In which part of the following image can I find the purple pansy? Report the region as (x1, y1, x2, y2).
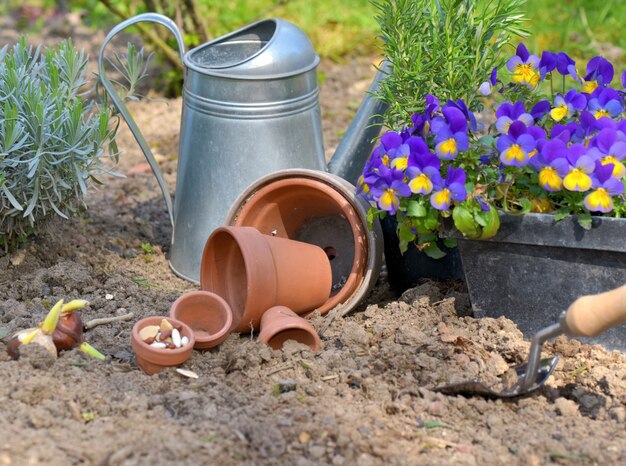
(571, 111, 599, 145)
(556, 52, 579, 81)
(430, 168, 467, 211)
(561, 143, 595, 192)
(587, 87, 624, 119)
(495, 101, 534, 133)
(550, 89, 587, 122)
(430, 106, 469, 160)
(584, 161, 625, 213)
(507, 43, 540, 87)
(496, 121, 538, 166)
(583, 56, 614, 93)
(369, 166, 411, 214)
(446, 99, 477, 132)
(479, 67, 500, 95)
(531, 138, 571, 191)
(530, 100, 552, 120)
(406, 151, 441, 195)
(586, 127, 626, 178)
(538, 51, 557, 79)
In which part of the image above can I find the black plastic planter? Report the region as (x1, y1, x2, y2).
(381, 215, 464, 292)
(444, 213, 626, 351)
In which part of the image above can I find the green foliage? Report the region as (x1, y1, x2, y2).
(0, 38, 118, 246)
(372, 0, 528, 129)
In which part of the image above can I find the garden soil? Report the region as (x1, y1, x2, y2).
(1, 18, 626, 466)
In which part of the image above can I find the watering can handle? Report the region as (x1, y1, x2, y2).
(98, 13, 186, 228)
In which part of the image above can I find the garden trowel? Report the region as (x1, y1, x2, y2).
(435, 284, 626, 398)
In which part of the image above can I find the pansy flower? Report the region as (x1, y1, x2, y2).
(369, 166, 411, 214)
(587, 87, 624, 119)
(496, 121, 538, 166)
(406, 150, 441, 195)
(370, 131, 412, 171)
(550, 89, 587, 122)
(446, 99, 477, 131)
(495, 101, 533, 133)
(532, 138, 570, 191)
(561, 143, 595, 192)
(507, 43, 540, 87)
(571, 111, 599, 146)
(408, 94, 440, 138)
(430, 168, 467, 211)
(584, 161, 625, 213)
(479, 67, 499, 95)
(555, 52, 579, 81)
(538, 51, 557, 79)
(430, 106, 469, 159)
(582, 56, 614, 93)
(586, 127, 626, 178)
(530, 100, 551, 120)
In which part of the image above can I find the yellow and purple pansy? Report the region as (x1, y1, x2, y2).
(561, 143, 596, 192)
(429, 168, 467, 211)
(431, 106, 469, 160)
(369, 165, 411, 214)
(582, 56, 614, 94)
(587, 87, 624, 119)
(586, 127, 626, 179)
(496, 121, 539, 166)
(495, 101, 534, 134)
(584, 161, 625, 213)
(506, 43, 541, 87)
(530, 137, 570, 192)
(550, 89, 587, 122)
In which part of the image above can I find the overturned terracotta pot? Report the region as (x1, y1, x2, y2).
(225, 169, 383, 316)
(258, 306, 321, 352)
(131, 316, 195, 375)
(169, 291, 233, 350)
(201, 226, 332, 333)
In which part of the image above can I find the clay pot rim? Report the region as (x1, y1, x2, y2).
(132, 316, 196, 357)
(225, 169, 383, 315)
(259, 306, 321, 352)
(169, 290, 233, 346)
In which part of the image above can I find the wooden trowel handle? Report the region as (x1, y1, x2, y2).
(565, 284, 626, 337)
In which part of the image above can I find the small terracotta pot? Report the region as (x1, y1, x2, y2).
(131, 316, 195, 375)
(225, 169, 383, 316)
(258, 306, 321, 351)
(169, 291, 233, 350)
(201, 226, 332, 333)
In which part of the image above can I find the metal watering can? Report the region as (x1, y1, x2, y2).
(98, 13, 388, 283)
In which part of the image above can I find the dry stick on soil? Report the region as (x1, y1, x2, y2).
(265, 364, 294, 376)
(84, 312, 135, 330)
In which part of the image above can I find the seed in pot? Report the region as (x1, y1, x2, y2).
(159, 329, 172, 341)
(172, 328, 182, 348)
(181, 336, 189, 346)
(160, 319, 174, 333)
(139, 325, 160, 341)
(150, 341, 167, 349)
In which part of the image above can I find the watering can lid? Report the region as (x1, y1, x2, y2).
(185, 18, 320, 79)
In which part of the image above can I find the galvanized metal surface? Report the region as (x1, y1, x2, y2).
(99, 13, 387, 283)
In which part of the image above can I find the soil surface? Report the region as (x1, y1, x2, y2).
(1, 16, 626, 466)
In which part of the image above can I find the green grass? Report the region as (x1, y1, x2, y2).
(523, 0, 626, 68)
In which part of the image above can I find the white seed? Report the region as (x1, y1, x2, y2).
(176, 368, 199, 379)
(105, 293, 114, 300)
(150, 341, 167, 349)
(181, 336, 189, 347)
(172, 328, 182, 348)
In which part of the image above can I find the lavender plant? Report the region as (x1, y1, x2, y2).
(0, 38, 132, 248)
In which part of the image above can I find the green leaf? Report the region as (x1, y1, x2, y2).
(422, 420, 455, 429)
(423, 242, 446, 259)
(398, 220, 416, 244)
(577, 213, 592, 231)
(478, 206, 501, 240)
(452, 205, 481, 238)
(518, 198, 532, 214)
(407, 200, 427, 217)
(554, 209, 571, 222)
(442, 238, 457, 248)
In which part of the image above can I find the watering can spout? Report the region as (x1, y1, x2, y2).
(327, 61, 391, 185)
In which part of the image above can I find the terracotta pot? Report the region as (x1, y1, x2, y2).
(258, 306, 321, 351)
(201, 226, 332, 333)
(225, 169, 383, 316)
(131, 316, 195, 375)
(169, 291, 233, 350)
